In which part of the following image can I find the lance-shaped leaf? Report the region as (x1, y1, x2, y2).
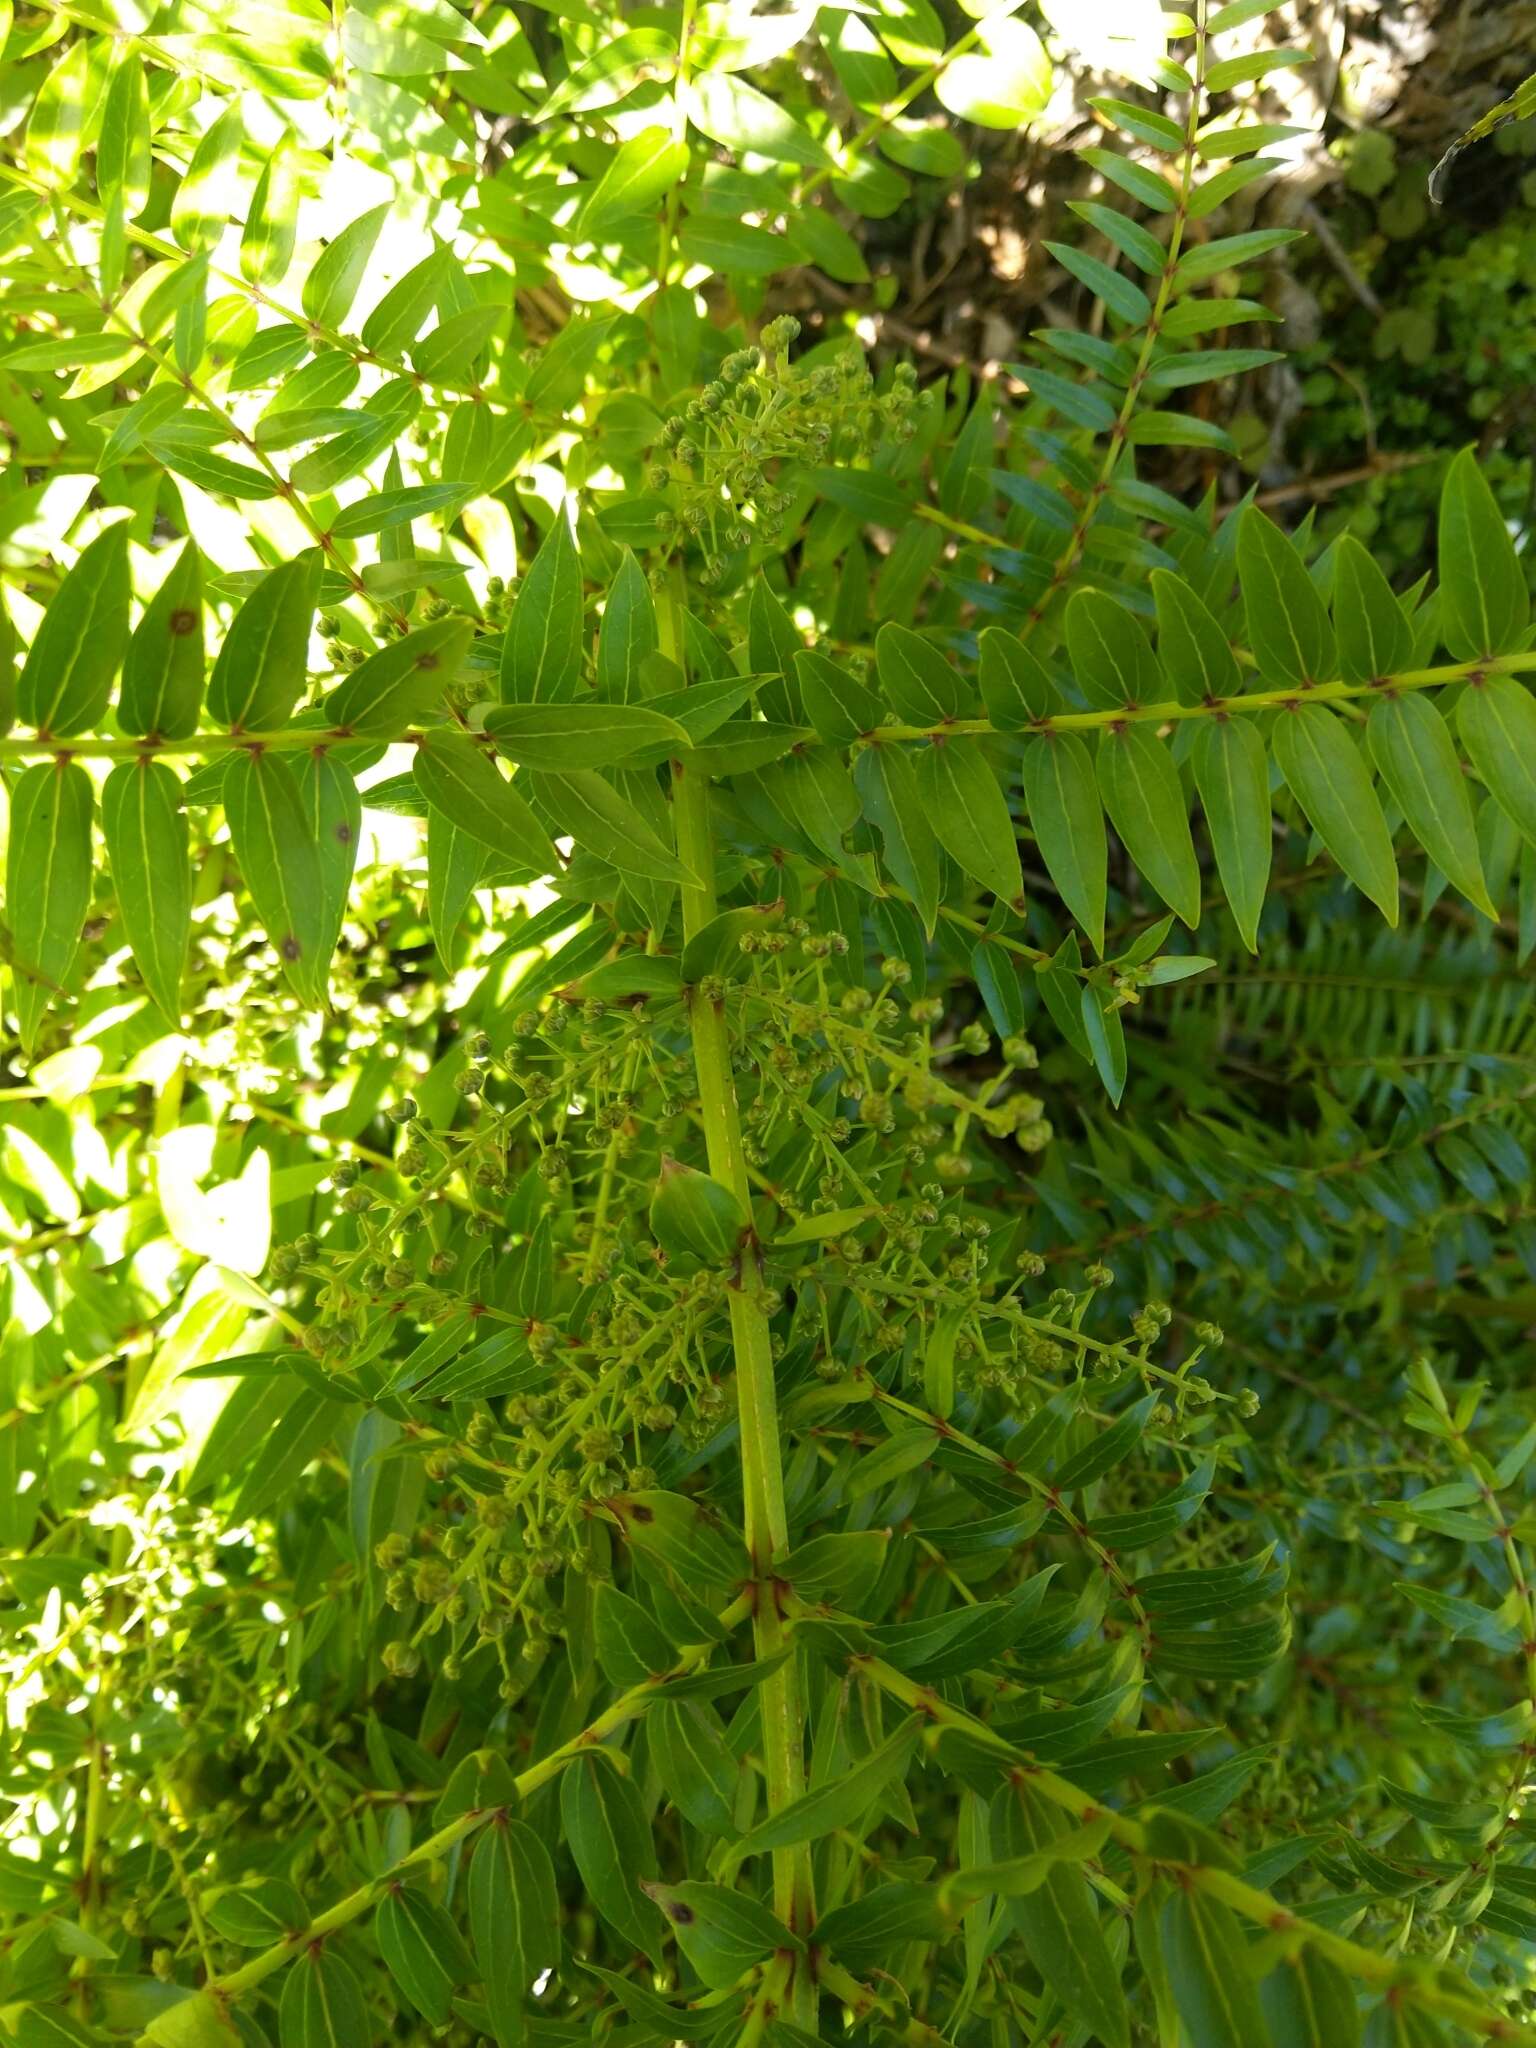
(732, 1715, 923, 1856)
(468, 1814, 559, 2047)
(1459, 676, 1536, 849)
(298, 752, 359, 980)
(97, 50, 151, 216)
(1192, 716, 1271, 952)
(1332, 533, 1412, 682)
(302, 202, 390, 329)
(1023, 733, 1106, 952)
(413, 735, 556, 874)
(426, 808, 485, 968)
(596, 547, 657, 701)
(1238, 505, 1334, 687)
(650, 1700, 739, 1835)
(854, 743, 939, 932)
(18, 523, 131, 737)
(979, 626, 1058, 728)
(915, 739, 1022, 902)
(876, 622, 966, 723)
(377, 1884, 474, 2025)
(560, 1753, 662, 1961)
(582, 127, 691, 237)
(277, 1942, 369, 2048)
(205, 1876, 309, 1946)
(1066, 588, 1159, 708)
(991, 1775, 1130, 2048)
(501, 514, 583, 704)
(1159, 1886, 1268, 2048)
(1368, 692, 1493, 915)
(323, 618, 471, 738)
(102, 760, 191, 1023)
(1097, 725, 1201, 927)
(207, 552, 321, 732)
(485, 700, 690, 770)
(1152, 570, 1242, 704)
(1438, 445, 1528, 660)
(524, 768, 691, 883)
(7, 761, 94, 1054)
(1261, 1944, 1362, 2048)
(642, 1880, 798, 1991)
(120, 541, 204, 739)
(1273, 702, 1398, 924)
(224, 750, 330, 1004)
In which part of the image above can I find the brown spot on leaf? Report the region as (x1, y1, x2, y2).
(168, 609, 198, 636)
(335, 821, 353, 844)
(280, 936, 302, 961)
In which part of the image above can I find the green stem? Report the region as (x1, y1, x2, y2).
(0, 653, 1529, 766)
(209, 1598, 751, 2004)
(661, 564, 817, 2004)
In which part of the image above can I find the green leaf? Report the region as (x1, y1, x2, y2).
(582, 126, 690, 236)
(594, 1582, 677, 1686)
(597, 548, 657, 701)
(330, 484, 470, 540)
(794, 650, 883, 745)
(642, 1879, 797, 1991)
(1332, 534, 1412, 682)
(298, 751, 359, 988)
(1438, 446, 1528, 660)
(7, 761, 94, 1054)
(1153, 570, 1242, 704)
(377, 1884, 474, 2025)
(102, 760, 191, 1024)
(1159, 1886, 1268, 2048)
(1238, 506, 1335, 688)
(223, 750, 330, 1004)
(413, 736, 556, 873)
(733, 1715, 924, 1856)
(323, 619, 471, 738)
(1368, 693, 1493, 915)
(484, 700, 689, 770)
(207, 552, 321, 732)
(853, 743, 940, 932)
(1261, 1945, 1362, 2048)
(17, 523, 131, 737)
(687, 73, 834, 169)
(1097, 725, 1201, 927)
(169, 103, 243, 253)
(1192, 716, 1271, 951)
(1273, 703, 1398, 923)
(915, 739, 1022, 902)
(426, 809, 485, 969)
(120, 541, 204, 741)
(1066, 589, 1159, 707)
(500, 514, 584, 704)
(1023, 733, 1107, 953)
(302, 203, 391, 329)
(979, 626, 1057, 727)
(560, 1752, 661, 1958)
(240, 141, 301, 287)
(278, 1942, 370, 2047)
(994, 1781, 1130, 2048)
(650, 1699, 740, 1835)
(936, 17, 1050, 130)
(469, 1815, 559, 2048)
(1459, 676, 1536, 847)
(524, 768, 691, 883)
(1396, 1582, 1522, 1654)
(875, 621, 966, 724)
(205, 1876, 309, 1945)
(98, 51, 151, 216)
